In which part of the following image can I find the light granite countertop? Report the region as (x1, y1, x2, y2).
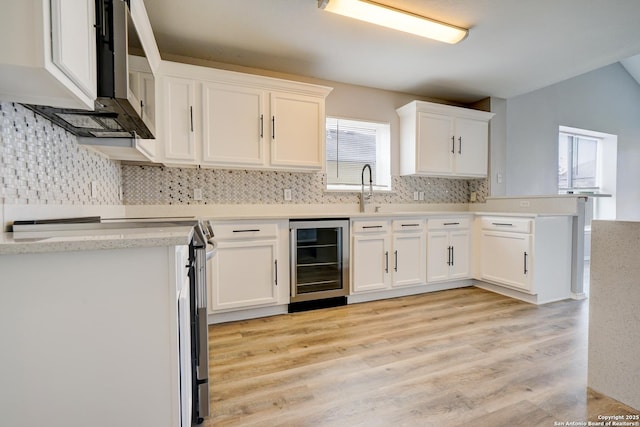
(203, 211, 567, 222)
(0, 225, 195, 255)
(0, 204, 575, 255)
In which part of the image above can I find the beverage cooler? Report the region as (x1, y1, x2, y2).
(289, 219, 350, 305)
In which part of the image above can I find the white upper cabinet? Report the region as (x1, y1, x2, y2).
(0, 0, 96, 109)
(201, 82, 266, 167)
(269, 91, 324, 169)
(397, 101, 494, 178)
(158, 61, 332, 170)
(163, 76, 198, 163)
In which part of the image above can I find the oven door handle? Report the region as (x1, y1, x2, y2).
(206, 241, 216, 260)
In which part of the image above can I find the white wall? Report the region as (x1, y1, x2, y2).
(488, 97, 507, 196)
(504, 63, 640, 220)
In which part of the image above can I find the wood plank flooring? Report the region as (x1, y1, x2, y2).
(206, 287, 638, 426)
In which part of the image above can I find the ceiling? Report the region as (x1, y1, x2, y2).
(141, 0, 640, 104)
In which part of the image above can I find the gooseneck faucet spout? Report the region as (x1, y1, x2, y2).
(360, 164, 373, 213)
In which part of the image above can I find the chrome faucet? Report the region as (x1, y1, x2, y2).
(360, 164, 373, 213)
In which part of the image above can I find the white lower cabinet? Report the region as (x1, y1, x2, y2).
(352, 221, 391, 293)
(351, 219, 426, 294)
(427, 218, 471, 283)
(391, 220, 427, 287)
(208, 221, 288, 313)
(480, 230, 532, 292)
(477, 216, 572, 304)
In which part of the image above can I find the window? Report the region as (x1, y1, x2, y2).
(325, 117, 391, 191)
(558, 132, 599, 191)
(558, 125, 618, 220)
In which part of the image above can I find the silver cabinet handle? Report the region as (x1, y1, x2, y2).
(363, 225, 383, 229)
(451, 136, 455, 153)
(458, 136, 462, 154)
(260, 114, 264, 138)
(272, 116, 275, 139)
(444, 222, 460, 226)
(401, 224, 420, 227)
(492, 222, 513, 227)
(451, 246, 454, 266)
(385, 251, 389, 273)
(232, 229, 260, 233)
(524, 252, 528, 275)
(394, 250, 398, 272)
(275, 259, 278, 285)
(189, 106, 194, 132)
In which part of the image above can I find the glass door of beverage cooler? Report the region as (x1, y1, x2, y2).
(290, 219, 349, 303)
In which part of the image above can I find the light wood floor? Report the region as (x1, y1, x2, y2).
(206, 287, 638, 426)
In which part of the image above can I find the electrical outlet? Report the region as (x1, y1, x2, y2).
(520, 200, 530, 207)
(419, 191, 425, 201)
(284, 189, 292, 201)
(497, 172, 503, 184)
(470, 191, 477, 202)
(413, 191, 419, 201)
(90, 181, 98, 199)
(193, 188, 203, 201)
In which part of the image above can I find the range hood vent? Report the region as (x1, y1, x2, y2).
(23, 0, 155, 140)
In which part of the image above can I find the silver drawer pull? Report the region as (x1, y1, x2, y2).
(233, 229, 260, 233)
(362, 225, 383, 229)
(492, 222, 513, 227)
(443, 222, 460, 226)
(401, 224, 420, 227)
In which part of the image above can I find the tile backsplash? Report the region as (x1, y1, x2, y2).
(1, 101, 488, 209)
(122, 165, 488, 205)
(0, 102, 122, 205)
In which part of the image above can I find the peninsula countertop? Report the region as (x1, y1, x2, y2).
(0, 224, 195, 255)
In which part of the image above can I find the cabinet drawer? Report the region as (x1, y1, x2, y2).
(213, 222, 279, 240)
(392, 219, 425, 232)
(480, 217, 532, 233)
(427, 218, 470, 230)
(352, 220, 389, 233)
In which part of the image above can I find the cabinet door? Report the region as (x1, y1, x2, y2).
(352, 234, 391, 293)
(427, 231, 450, 282)
(454, 117, 488, 177)
(201, 82, 267, 167)
(392, 232, 426, 287)
(209, 240, 278, 311)
(50, 0, 96, 100)
(416, 112, 454, 175)
(480, 231, 533, 292)
(449, 230, 470, 279)
(138, 72, 156, 136)
(269, 92, 324, 169)
(163, 76, 198, 163)
(129, 69, 156, 137)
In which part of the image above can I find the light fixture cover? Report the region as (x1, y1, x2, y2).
(318, 0, 468, 44)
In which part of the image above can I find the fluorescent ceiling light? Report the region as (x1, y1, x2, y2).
(318, 0, 468, 44)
